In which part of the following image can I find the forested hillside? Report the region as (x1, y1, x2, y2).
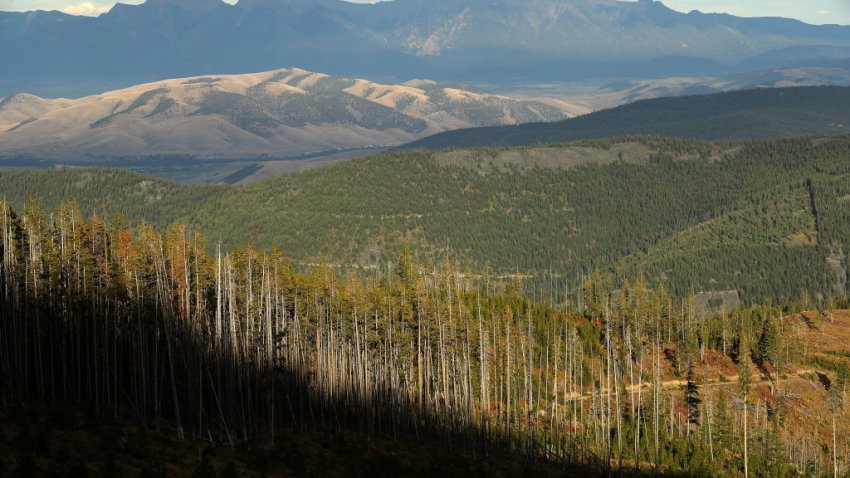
(1, 199, 848, 476)
(2, 135, 850, 304)
(402, 87, 850, 150)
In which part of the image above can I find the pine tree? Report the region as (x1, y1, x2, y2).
(759, 316, 779, 370)
(685, 361, 701, 433)
(738, 331, 752, 478)
(714, 389, 734, 452)
(761, 414, 792, 478)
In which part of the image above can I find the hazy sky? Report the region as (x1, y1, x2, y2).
(0, 0, 848, 25)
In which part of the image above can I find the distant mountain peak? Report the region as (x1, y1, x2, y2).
(3, 0, 850, 98)
(235, 0, 338, 7)
(0, 93, 48, 109)
(145, 0, 224, 5)
(137, 0, 228, 12)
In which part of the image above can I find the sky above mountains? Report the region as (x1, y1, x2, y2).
(0, 0, 848, 25)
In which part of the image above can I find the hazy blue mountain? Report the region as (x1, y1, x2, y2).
(2, 0, 850, 97)
(740, 45, 850, 71)
(556, 57, 850, 111)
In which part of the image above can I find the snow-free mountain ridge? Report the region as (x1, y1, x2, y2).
(2, 0, 849, 97)
(0, 68, 584, 159)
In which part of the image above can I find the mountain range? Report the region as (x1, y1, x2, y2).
(2, 0, 850, 97)
(0, 68, 582, 159)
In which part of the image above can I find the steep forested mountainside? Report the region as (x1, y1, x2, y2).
(2, 135, 850, 304)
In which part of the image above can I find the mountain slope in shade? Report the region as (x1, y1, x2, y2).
(2, 0, 850, 97)
(401, 86, 850, 151)
(0, 68, 584, 160)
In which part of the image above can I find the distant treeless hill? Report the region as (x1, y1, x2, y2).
(401, 86, 850, 150)
(0, 68, 583, 160)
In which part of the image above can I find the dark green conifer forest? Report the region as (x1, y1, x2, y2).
(3, 135, 850, 305)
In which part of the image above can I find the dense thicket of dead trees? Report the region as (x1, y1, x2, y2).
(0, 199, 847, 475)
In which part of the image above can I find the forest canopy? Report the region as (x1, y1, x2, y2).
(3, 136, 850, 306)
